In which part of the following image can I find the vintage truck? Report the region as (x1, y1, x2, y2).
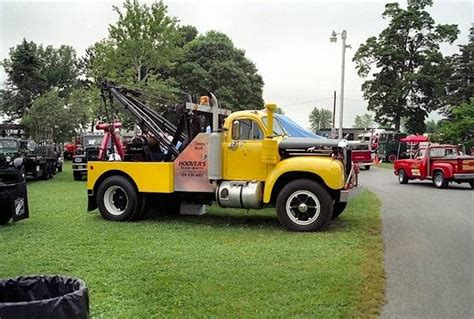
(72, 133, 104, 181)
(0, 136, 62, 180)
(86, 83, 355, 232)
(394, 144, 474, 189)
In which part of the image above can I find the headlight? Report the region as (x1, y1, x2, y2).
(6, 156, 11, 162)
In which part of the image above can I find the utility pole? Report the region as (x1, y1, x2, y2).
(332, 90, 336, 138)
(330, 30, 350, 139)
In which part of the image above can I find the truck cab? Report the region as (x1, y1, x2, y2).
(394, 144, 474, 188)
(86, 84, 354, 232)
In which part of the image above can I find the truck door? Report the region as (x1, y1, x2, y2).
(409, 149, 426, 178)
(223, 118, 267, 181)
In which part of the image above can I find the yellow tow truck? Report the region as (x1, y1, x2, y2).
(86, 83, 354, 231)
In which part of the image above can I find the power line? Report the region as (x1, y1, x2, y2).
(281, 97, 334, 107)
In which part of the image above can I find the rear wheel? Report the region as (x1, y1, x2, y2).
(364, 165, 371, 170)
(96, 176, 140, 221)
(276, 179, 333, 232)
(398, 169, 408, 184)
(433, 171, 448, 189)
(331, 202, 347, 219)
(469, 181, 474, 189)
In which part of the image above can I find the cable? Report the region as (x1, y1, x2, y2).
(281, 97, 334, 107)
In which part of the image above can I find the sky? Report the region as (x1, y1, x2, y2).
(0, 0, 472, 129)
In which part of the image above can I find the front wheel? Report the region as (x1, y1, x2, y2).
(96, 176, 141, 221)
(276, 179, 333, 232)
(433, 171, 448, 189)
(398, 169, 408, 184)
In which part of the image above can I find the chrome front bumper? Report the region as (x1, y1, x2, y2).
(339, 189, 350, 203)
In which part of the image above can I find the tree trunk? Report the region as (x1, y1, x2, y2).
(394, 115, 401, 131)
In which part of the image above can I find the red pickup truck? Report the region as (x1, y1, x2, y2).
(394, 144, 474, 189)
(351, 142, 373, 170)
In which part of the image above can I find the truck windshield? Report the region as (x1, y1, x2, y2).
(261, 116, 287, 136)
(0, 138, 19, 153)
(84, 136, 103, 147)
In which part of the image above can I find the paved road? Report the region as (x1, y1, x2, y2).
(360, 167, 473, 318)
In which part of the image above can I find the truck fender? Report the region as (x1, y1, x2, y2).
(263, 157, 345, 203)
(431, 163, 454, 179)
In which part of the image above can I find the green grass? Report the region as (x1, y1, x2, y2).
(376, 162, 394, 169)
(0, 165, 385, 318)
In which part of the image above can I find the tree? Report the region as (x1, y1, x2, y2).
(0, 39, 46, 120)
(353, 113, 375, 128)
(1, 39, 79, 121)
(438, 99, 474, 149)
(174, 31, 264, 111)
(38, 45, 79, 96)
(444, 27, 473, 115)
(309, 107, 332, 132)
(67, 87, 101, 131)
(353, 0, 459, 132)
(22, 90, 86, 142)
(85, 0, 183, 91)
(425, 119, 438, 133)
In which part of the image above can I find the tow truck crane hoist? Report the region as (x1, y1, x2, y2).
(87, 82, 355, 232)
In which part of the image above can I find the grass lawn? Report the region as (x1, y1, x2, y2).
(376, 162, 394, 170)
(0, 165, 385, 318)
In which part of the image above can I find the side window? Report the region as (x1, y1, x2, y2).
(234, 119, 264, 140)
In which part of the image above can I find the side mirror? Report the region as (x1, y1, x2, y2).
(232, 121, 240, 140)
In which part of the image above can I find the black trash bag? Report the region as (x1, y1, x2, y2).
(0, 275, 89, 319)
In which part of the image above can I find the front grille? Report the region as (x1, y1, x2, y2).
(86, 148, 100, 161)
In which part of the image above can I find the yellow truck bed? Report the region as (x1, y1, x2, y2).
(87, 161, 174, 193)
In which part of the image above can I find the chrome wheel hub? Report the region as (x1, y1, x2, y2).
(286, 190, 321, 226)
(104, 185, 128, 215)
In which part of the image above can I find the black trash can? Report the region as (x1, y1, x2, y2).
(0, 275, 89, 319)
(0, 168, 29, 225)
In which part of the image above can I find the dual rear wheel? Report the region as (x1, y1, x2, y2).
(96, 176, 146, 221)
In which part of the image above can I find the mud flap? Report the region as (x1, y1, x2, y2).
(11, 181, 29, 222)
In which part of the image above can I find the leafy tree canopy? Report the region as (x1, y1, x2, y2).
(353, 0, 459, 132)
(22, 90, 88, 142)
(353, 113, 375, 128)
(84, 0, 186, 92)
(309, 107, 332, 132)
(425, 119, 438, 133)
(444, 27, 473, 116)
(174, 31, 264, 111)
(438, 98, 474, 148)
(1, 39, 79, 121)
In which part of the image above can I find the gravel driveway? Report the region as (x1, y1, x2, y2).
(360, 167, 473, 318)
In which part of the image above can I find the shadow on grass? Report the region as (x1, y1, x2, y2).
(89, 208, 351, 233)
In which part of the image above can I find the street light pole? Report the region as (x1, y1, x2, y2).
(330, 30, 350, 139)
(339, 30, 347, 140)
